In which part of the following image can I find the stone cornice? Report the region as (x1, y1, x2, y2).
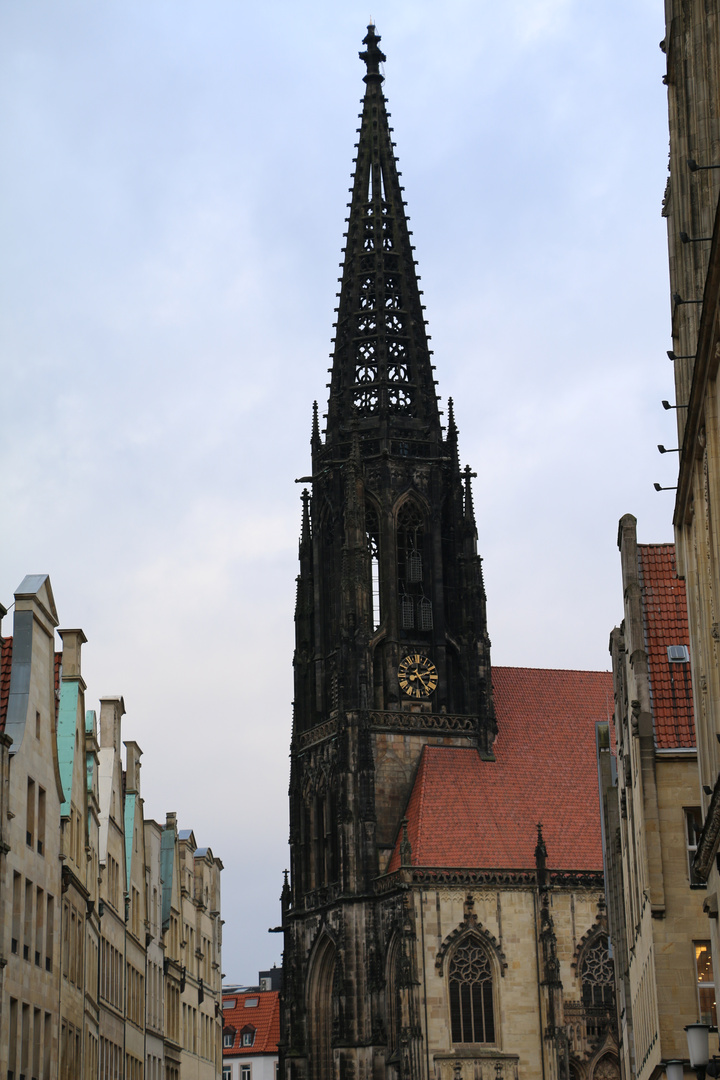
(375, 867, 604, 893)
(295, 709, 482, 752)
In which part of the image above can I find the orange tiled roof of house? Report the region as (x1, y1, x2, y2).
(638, 543, 695, 750)
(388, 666, 613, 874)
(0, 637, 12, 732)
(222, 990, 280, 1056)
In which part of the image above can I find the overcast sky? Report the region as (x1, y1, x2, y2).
(1, 0, 674, 983)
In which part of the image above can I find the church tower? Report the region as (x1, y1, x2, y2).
(283, 25, 496, 1080)
(282, 26, 620, 1080)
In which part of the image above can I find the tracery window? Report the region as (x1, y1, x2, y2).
(388, 386, 413, 415)
(448, 938, 495, 1044)
(359, 276, 376, 310)
(580, 936, 614, 1007)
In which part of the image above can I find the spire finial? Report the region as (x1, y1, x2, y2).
(447, 397, 457, 439)
(463, 464, 477, 522)
(360, 24, 386, 82)
(447, 398, 460, 468)
(311, 400, 321, 450)
(300, 488, 311, 547)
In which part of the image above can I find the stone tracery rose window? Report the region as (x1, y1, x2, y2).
(581, 936, 614, 1007)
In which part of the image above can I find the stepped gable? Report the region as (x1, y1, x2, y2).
(222, 990, 280, 1055)
(389, 666, 613, 872)
(637, 543, 695, 750)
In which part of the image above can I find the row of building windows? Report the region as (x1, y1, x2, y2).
(12, 872, 54, 971)
(182, 1003, 216, 1059)
(60, 1020, 82, 1080)
(147, 958, 164, 1032)
(99, 935, 123, 1010)
(62, 898, 85, 987)
(146, 1051, 163, 1080)
(126, 1052, 143, 1080)
(7, 999, 52, 1080)
(127, 963, 145, 1027)
(99, 1037, 123, 1080)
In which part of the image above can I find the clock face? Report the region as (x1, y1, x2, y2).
(398, 654, 438, 698)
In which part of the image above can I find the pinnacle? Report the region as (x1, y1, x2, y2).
(463, 465, 477, 524)
(359, 24, 386, 82)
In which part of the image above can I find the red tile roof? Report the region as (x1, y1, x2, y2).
(222, 990, 279, 1056)
(0, 637, 12, 733)
(637, 544, 695, 750)
(388, 666, 613, 874)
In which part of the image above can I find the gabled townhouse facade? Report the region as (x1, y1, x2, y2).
(1, 576, 64, 1080)
(600, 518, 712, 1080)
(0, 572, 224, 1080)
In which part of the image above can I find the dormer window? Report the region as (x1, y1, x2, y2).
(241, 1025, 256, 1047)
(223, 1027, 236, 1049)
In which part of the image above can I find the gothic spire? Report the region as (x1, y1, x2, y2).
(324, 24, 441, 449)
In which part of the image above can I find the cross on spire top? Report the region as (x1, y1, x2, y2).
(360, 24, 386, 81)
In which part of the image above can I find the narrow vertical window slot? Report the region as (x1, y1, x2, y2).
(23, 879, 33, 961)
(26, 778, 35, 848)
(37, 787, 45, 854)
(35, 886, 44, 967)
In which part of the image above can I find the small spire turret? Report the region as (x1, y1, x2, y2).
(447, 397, 460, 468)
(299, 488, 311, 555)
(463, 465, 477, 525)
(311, 400, 321, 453)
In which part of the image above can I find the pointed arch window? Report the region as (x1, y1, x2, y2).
(366, 506, 381, 631)
(309, 938, 336, 1080)
(397, 502, 432, 632)
(580, 935, 614, 1008)
(448, 938, 495, 1044)
(385, 935, 402, 1063)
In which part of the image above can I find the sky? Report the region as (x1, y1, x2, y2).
(0, 0, 675, 983)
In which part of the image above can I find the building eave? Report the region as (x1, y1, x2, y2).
(674, 195, 720, 528)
